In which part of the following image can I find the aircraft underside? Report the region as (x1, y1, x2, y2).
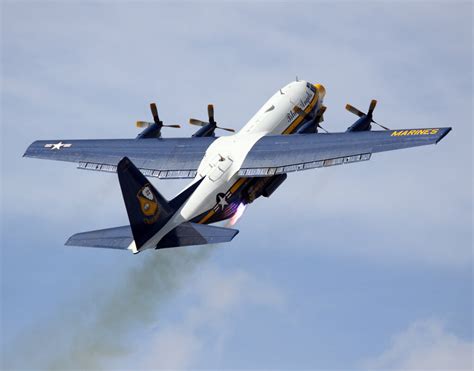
(23, 79, 451, 253)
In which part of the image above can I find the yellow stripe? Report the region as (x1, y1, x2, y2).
(282, 92, 319, 135)
(199, 209, 215, 224)
(230, 178, 247, 193)
(198, 93, 318, 224)
(198, 178, 249, 224)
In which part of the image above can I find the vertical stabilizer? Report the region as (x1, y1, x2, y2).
(117, 157, 204, 251)
(117, 157, 173, 249)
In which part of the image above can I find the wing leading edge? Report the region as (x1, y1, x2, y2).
(23, 137, 215, 179)
(24, 127, 451, 179)
(239, 127, 451, 177)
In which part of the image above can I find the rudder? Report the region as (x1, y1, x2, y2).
(117, 157, 173, 249)
(117, 157, 204, 251)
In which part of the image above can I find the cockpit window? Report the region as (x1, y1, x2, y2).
(306, 83, 316, 93)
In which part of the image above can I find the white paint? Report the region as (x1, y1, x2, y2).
(44, 141, 72, 150)
(127, 240, 138, 254)
(139, 80, 324, 251)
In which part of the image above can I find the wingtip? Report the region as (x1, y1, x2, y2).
(23, 141, 36, 158)
(436, 127, 452, 144)
(64, 236, 74, 246)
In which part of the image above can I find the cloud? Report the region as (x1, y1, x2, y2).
(3, 246, 215, 370)
(242, 162, 472, 268)
(1, 2, 472, 369)
(137, 265, 286, 369)
(3, 247, 286, 370)
(362, 319, 473, 370)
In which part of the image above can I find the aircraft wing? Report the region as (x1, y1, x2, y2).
(238, 127, 451, 177)
(24, 127, 451, 179)
(23, 137, 215, 179)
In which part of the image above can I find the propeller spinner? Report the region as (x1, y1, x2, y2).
(345, 100, 390, 131)
(190, 104, 235, 137)
(294, 105, 328, 133)
(136, 102, 180, 138)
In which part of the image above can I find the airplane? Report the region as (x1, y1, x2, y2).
(23, 80, 451, 254)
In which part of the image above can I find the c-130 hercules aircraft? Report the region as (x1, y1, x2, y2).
(24, 80, 451, 254)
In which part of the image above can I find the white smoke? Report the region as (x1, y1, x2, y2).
(4, 245, 216, 370)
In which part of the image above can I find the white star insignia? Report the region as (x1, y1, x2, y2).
(217, 194, 228, 210)
(44, 141, 72, 150)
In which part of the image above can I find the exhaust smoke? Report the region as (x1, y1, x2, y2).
(5, 245, 216, 370)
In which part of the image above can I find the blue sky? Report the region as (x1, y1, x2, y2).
(1, 1, 472, 369)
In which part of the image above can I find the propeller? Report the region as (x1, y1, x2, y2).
(189, 104, 235, 133)
(294, 105, 328, 133)
(136, 102, 181, 130)
(345, 100, 390, 130)
(314, 106, 328, 132)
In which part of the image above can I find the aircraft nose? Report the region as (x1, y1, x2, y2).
(314, 84, 326, 99)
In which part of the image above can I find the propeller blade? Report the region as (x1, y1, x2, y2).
(371, 120, 390, 131)
(207, 104, 215, 124)
(150, 103, 162, 125)
(163, 124, 181, 128)
(217, 126, 235, 133)
(345, 104, 365, 118)
(136, 121, 153, 128)
(315, 106, 327, 120)
(190, 104, 234, 133)
(189, 118, 208, 126)
(368, 99, 377, 116)
(318, 124, 329, 133)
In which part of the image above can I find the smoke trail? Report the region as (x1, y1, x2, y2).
(5, 245, 216, 370)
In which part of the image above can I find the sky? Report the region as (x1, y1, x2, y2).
(1, 1, 473, 370)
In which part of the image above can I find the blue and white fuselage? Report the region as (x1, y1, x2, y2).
(133, 80, 326, 252)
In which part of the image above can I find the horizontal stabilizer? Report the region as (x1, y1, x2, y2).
(65, 223, 238, 251)
(158, 222, 239, 249)
(65, 225, 133, 250)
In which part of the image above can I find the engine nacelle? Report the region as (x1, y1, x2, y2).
(346, 115, 372, 132)
(345, 99, 389, 132)
(192, 123, 216, 137)
(262, 174, 287, 198)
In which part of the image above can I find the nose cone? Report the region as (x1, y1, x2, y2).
(315, 84, 326, 99)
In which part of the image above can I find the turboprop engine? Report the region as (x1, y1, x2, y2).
(345, 99, 390, 132)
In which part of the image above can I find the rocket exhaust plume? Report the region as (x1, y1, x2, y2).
(227, 203, 246, 227)
(5, 245, 216, 370)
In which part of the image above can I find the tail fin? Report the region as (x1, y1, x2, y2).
(117, 157, 202, 250)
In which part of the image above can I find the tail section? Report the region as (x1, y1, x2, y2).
(118, 157, 172, 249)
(64, 222, 238, 251)
(64, 157, 237, 253)
(117, 157, 204, 251)
(158, 222, 239, 249)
